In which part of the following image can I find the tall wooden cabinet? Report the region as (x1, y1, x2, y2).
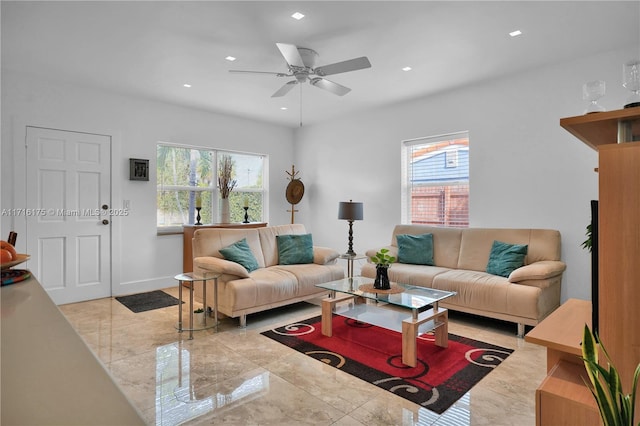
(598, 142, 640, 395)
(560, 106, 640, 413)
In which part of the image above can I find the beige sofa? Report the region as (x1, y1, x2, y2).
(192, 224, 343, 326)
(362, 225, 566, 336)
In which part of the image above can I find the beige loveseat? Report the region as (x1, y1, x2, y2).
(362, 225, 566, 336)
(192, 224, 343, 326)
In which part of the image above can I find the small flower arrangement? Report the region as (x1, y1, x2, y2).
(193, 308, 204, 314)
(370, 248, 396, 267)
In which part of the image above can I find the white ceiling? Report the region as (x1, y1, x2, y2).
(2, 1, 639, 128)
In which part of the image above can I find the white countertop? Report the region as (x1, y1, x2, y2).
(1, 275, 146, 425)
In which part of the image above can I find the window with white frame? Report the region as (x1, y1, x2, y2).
(401, 132, 469, 227)
(157, 144, 266, 231)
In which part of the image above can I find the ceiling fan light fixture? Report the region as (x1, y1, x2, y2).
(291, 12, 305, 20)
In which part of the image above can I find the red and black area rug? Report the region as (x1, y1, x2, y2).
(261, 315, 513, 414)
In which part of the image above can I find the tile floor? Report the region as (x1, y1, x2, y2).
(59, 288, 547, 425)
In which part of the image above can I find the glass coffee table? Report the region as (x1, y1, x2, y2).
(316, 276, 456, 367)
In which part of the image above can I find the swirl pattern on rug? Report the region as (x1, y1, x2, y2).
(262, 315, 513, 414)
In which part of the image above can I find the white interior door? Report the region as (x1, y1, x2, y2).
(25, 127, 111, 305)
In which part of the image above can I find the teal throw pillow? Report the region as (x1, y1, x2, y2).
(397, 233, 434, 266)
(486, 240, 528, 278)
(219, 238, 259, 272)
(277, 234, 314, 265)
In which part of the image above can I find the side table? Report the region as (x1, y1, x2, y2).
(339, 253, 367, 278)
(173, 272, 220, 339)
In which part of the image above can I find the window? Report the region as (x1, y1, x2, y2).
(401, 132, 469, 227)
(157, 144, 266, 232)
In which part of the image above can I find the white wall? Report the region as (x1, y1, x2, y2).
(3, 45, 637, 303)
(1, 70, 295, 296)
(293, 46, 638, 302)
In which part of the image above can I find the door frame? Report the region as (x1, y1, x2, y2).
(10, 120, 124, 304)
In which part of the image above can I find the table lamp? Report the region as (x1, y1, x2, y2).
(338, 200, 363, 256)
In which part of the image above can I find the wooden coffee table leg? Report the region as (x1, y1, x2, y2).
(402, 320, 418, 367)
(321, 297, 334, 337)
(434, 309, 448, 348)
(402, 307, 449, 366)
(321, 293, 357, 337)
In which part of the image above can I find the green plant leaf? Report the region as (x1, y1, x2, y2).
(581, 325, 640, 426)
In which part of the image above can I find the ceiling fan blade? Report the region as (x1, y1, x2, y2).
(309, 78, 351, 96)
(314, 56, 371, 76)
(271, 81, 298, 98)
(276, 43, 305, 68)
(229, 70, 289, 77)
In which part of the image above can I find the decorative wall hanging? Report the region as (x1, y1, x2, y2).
(285, 165, 304, 224)
(129, 158, 149, 181)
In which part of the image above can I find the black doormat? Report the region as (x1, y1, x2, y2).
(116, 290, 182, 313)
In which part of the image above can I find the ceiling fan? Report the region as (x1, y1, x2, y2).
(229, 43, 372, 97)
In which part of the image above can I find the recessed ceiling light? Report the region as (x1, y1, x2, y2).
(280, 107, 288, 110)
(402, 66, 412, 72)
(291, 12, 305, 20)
(183, 83, 192, 88)
(225, 56, 237, 62)
(509, 30, 522, 37)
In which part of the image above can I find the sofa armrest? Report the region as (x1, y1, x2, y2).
(313, 246, 340, 265)
(364, 246, 398, 262)
(508, 260, 566, 283)
(193, 256, 250, 278)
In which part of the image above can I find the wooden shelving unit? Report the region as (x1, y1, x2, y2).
(560, 106, 640, 149)
(562, 107, 640, 400)
(525, 299, 600, 426)
(529, 106, 640, 425)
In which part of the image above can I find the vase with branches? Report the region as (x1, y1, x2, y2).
(218, 155, 237, 199)
(218, 155, 236, 223)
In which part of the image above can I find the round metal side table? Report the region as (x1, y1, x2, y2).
(173, 272, 220, 339)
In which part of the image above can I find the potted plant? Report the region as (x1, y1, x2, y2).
(581, 325, 639, 426)
(193, 308, 205, 326)
(218, 155, 237, 223)
(370, 248, 396, 290)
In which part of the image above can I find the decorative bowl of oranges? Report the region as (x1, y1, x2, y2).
(1, 241, 29, 270)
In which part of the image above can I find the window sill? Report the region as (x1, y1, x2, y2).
(157, 226, 184, 236)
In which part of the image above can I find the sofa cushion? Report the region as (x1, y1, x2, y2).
(432, 269, 541, 321)
(218, 268, 299, 312)
(258, 224, 308, 267)
(273, 263, 344, 296)
(277, 234, 314, 265)
(397, 233, 434, 265)
(219, 238, 259, 272)
(192, 228, 266, 268)
(486, 240, 528, 278)
(391, 225, 463, 269)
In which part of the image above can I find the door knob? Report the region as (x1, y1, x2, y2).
(102, 219, 109, 225)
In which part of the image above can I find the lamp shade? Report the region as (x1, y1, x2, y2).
(338, 201, 363, 221)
